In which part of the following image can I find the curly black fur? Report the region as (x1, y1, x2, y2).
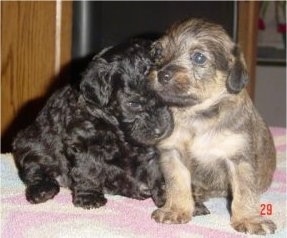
(12, 40, 173, 209)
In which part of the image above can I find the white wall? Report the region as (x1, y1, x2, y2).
(255, 65, 286, 127)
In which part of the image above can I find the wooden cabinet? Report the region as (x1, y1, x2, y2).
(1, 1, 72, 151)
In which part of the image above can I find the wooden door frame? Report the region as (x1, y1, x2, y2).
(238, 1, 260, 100)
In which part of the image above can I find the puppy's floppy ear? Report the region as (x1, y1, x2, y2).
(80, 57, 113, 106)
(226, 46, 249, 94)
(150, 41, 165, 65)
(151, 41, 163, 58)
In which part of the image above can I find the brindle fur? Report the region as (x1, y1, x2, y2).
(148, 18, 276, 235)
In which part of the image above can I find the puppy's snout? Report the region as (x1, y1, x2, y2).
(154, 126, 170, 139)
(158, 70, 172, 84)
(154, 128, 162, 137)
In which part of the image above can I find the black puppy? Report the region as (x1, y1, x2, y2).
(12, 40, 173, 208)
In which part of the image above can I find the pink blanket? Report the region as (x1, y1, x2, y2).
(1, 127, 286, 238)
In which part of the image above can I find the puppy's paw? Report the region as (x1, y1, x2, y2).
(26, 180, 60, 204)
(151, 208, 191, 224)
(137, 183, 151, 199)
(152, 190, 166, 208)
(151, 182, 166, 208)
(73, 192, 107, 209)
(193, 202, 210, 216)
(231, 216, 277, 235)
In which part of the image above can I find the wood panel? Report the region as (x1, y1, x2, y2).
(1, 1, 72, 151)
(60, 1, 72, 72)
(238, 1, 260, 100)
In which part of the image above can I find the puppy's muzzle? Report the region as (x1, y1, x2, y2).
(153, 120, 172, 141)
(154, 128, 165, 138)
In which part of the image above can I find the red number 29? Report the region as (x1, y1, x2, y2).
(260, 204, 272, 216)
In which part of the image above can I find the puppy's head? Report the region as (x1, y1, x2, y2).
(80, 40, 173, 145)
(149, 18, 248, 107)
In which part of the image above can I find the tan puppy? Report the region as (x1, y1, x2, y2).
(148, 18, 277, 235)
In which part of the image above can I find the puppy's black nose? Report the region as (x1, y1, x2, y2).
(158, 70, 172, 84)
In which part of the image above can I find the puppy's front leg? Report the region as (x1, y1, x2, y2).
(229, 161, 277, 235)
(152, 149, 193, 224)
(70, 165, 107, 209)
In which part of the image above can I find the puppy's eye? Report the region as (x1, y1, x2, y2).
(126, 102, 143, 111)
(192, 52, 207, 65)
(70, 145, 82, 154)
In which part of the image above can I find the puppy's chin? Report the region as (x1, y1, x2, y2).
(156, 92, 199, 107)
(133, 137, 161, 146)
(131, 129, 171, 146)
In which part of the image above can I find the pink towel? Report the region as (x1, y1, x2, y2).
(1, 127, 286, 238)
